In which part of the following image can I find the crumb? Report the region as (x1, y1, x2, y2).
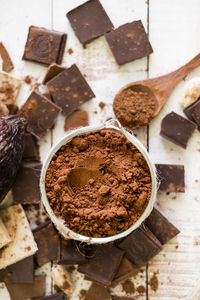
(67, 48, 73, 55)
(93, 111, 97, 114)
(149, 273, 159, 291)
(136, 285, 145, 294)
(99, 101, 106, 110)
(122, 279, 135, 294)
(172, 196, 176, 200)
(24, 75, 32, 84)
(175, 245, 178, 249)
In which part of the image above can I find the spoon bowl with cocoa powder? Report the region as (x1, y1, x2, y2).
(114, 53, 200, 129)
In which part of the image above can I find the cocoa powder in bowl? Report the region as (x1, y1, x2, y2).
(45, 128, 152, 238)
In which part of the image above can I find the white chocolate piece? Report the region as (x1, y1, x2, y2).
(0, 71, 21, 103)
(0, 218, 11, 249)
(181, 77, 200, 108)
(51, 264, 74, 295)
(0, 204, 38, 270)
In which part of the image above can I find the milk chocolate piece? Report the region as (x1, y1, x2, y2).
(35, 293, 67, 300)
(78, 244, 124, 286)
(47, 64, 95, 117)
(82, 283, 111, 300)
(67, 0, 113, 46)
(64, 110, 89, 131)
(111, 257, 139, 287)
(22, 133, 40, 162)
(145, 207, 180, 244)
(0, 42, 14, 72)
(160, 111, 196, 149)
(6, 275, 46, 300)
(23, 26, 67, 65)
(13, 164, 41, 204)
(60, 239, 88, 265)
(0, 256, 34, 284)
(105, 20, 153, 65)
(33, 223, 60, 267)
(43, 63, 66, 84)
(117, 226, 162, 267)
(156, 164, 185, 193)
(184, 97, 200, 126)
(18, 91, 61, 139)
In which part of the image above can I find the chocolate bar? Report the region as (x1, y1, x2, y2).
(156, 164, 185, 193)
(144, 207, 180, 244)
(43, 63, 66, 84)
(160, 111, 196, 149)
(105, 20, 153, 65)
(47, 64, 95, 117)
(23, 26, 67, 65)
(184, 96, 200, 126)
(67, 0, 113, 46)
(117, 226, 162, 267)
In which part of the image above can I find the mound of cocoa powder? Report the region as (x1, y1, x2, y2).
(113, 89, 156, 128)
(45, 129, 152, 238)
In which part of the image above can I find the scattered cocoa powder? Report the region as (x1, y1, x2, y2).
(122, 279, 135, 294)
(113, 89, 157, 128)
(149, 272, 158, 291)
(0, 81, 19, 114)
(24, 75, 32, 85)
(64, 110, 89, 132)
(67, 48, 74, 55)
(45, 129, 152, 237)
(136, 285, 146, 294)
(99, 101, 106, 109)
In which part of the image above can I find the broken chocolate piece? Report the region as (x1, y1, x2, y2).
(22, 133, 40, 162)
(156, 164, 185, 193)
(59, 239, 88, 265)
(67, 0, 113, 46)
(0, 256, 34, 284)
(64, 110, 89, 131)
(43, 63, 66, 84)
(51, 264, 74, 295)
(18, 90, 61, 139)
(117, 226, 162, 267)
(78, 244, 124, 286)
(23, 26, 67, 65)
(0, 42, 14, 72)
(6, 275, 46, 300)
(33, 222, 60, 267)
(47, 64, 95, 117)
(13, 163, 41, 204)
(81, 283, 111, 300)
(35, 293, 67, 300)
(184, 96, 200, 126)
(111, 257, 139, 287)
(105, 20, 153, 65)
(160, 111, 196, 149)
(144, 207, 180, 244)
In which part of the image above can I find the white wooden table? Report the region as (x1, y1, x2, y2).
(1, 0, 200, 299)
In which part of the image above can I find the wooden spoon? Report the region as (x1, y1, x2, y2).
(67, 168, 101, 190)
(114, 53, 200, 128)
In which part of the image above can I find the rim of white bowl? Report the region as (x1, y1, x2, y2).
(40, 119, 157, 244)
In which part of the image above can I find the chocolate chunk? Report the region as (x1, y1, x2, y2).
(0, 42, 14, 72)
(59, 239, 88, 265)
(12, 164, 41, 204)
(111, 257, 139, 287)
(78, 244, 124, 286)
(6, 275, 46, 300)
(67, 0, 113, 46)
(156, 164, 185, 192)
(18, 91, 61, 139)
(0, 256, 34, 284)
(47, 64, 95, 117)
(184, 96, 200, 126)
(33, 223, 60, 267)
(64, 110, 89, 131)
(22, 133, 40, 162)
(105, 20, 153, 65)
(117, 226, 162, 267)
(35, 293, 67, 300)
(160, 111, 196, 149)
(43, 63, 66, 84)
(23, 26, 67, 65)
(81, 283, 111, 300)
(145, 207, 180, 245)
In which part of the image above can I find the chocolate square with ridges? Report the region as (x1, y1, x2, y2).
(23, 26, 67, 65)
(67, 0, 113, 45)
(47, 64, 95, 117)
(156, 164, 185, 193)
(18, 91, 61, 139)
(105, 20, 153, 65)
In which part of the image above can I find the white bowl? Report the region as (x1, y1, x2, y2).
(40, 119, 157, 244)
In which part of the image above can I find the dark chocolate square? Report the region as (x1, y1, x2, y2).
(47, 64, 95, 117)
(23, 26, 67, 65)
(155, 164, 185, 193)
(67, 0, 113, 45)
(22, 133, 40, 162)
(117, 226, 162, 267)
(13, 163, 41, 204)
(105, 20, 153, 65)
(0, 256, 34, 284)
(78, 244, 124, 286)
(18, 91, 61, 139)
(184, 97, 200, 126)
(59, 239, 88, 265)
(160, 111, 196, 149)
(43, 63, 66, 84)
(144, 207, 180, 244)
(33, 223, 60, 267)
